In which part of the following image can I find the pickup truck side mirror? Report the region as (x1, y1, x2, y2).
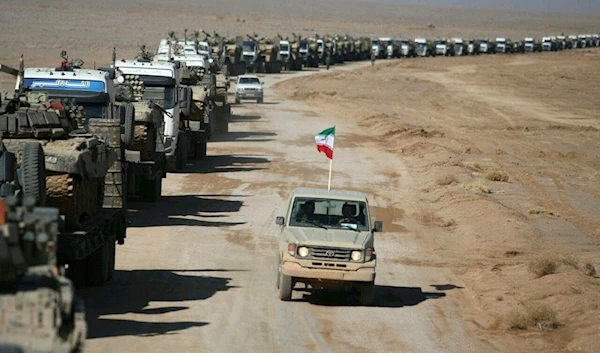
(276, 216, 285, 226)
(373, 221, 383, 232)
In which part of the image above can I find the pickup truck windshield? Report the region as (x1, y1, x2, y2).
(289, 197, 369, 231)
(238, 77, 260, 85)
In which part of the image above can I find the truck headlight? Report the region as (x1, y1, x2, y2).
(297, 246, 309, 258)
(351, 251, 362, 261)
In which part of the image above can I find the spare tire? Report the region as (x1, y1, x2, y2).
(123, 103, 135, 148)
(21, 142, 46, 206)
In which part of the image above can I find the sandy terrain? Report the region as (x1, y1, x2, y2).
(1, 1, 599, 352)
(276, 49, 600, 352)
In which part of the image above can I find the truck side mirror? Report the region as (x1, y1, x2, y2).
(276, 216, 285, 226)
(373, 221, 383, 232)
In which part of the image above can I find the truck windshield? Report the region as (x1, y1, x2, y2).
(436, 40, 447, 45)
(289, 197, 369, 231)
(243, 41, 256, 52)
(280, 44, 290, 52)
(142, 86, 175, 109)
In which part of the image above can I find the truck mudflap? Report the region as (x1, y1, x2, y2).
(125, 150, 166, 181)
(57, 209, 126, 263)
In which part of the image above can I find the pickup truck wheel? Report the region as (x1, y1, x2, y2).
(235, 96, 240, 104)
(359, 281, 375, 306)
(278, 272, 293, 301)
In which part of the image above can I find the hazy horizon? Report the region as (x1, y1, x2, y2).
(350, 0, 600, 13)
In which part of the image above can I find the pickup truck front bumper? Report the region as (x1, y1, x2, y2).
(282, 260, 376, 282)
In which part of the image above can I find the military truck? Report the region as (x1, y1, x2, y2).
(542, 37, 557, 51)
(467, 39, 480, 55)
(524, 37, 540, 52)
(415, 38, 435, 57)
(399, 39, 417, 57)
(298, 37, 319, 68)
(450, 38, 466, 56)
(0, 195, 87, 353)
(114, 59, 207, 170)
(435, 39, 453, 56)
(371, 38, 387, 59)
(379, 37, 399, 59)
(495, 38, 514, 53)
(2, 58, 127, 287)
(275, 188, 382, 305)
(354, 37, 371, 61)
(478, 38, 495, 54)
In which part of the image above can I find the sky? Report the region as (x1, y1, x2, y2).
(355, 0, 600, 13)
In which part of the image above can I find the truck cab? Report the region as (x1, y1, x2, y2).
(542, 37, 556, 51)
(415, 38, 431, 57)
(275, 188, 382, 305)
(399, 39, 416, 57)
(379, 37, 393, 58)
(22, 67, 116, 125)
(495, 37, 507, 53)
(279, 40, 291, 64)
(435, 39, 449, 56)
(113, 60, 183, 169)
(242, 40, 258, 71)
(451, 38, 465, 56)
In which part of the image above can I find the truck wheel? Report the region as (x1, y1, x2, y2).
(176, 134, 187, 170)
(195, 141, 207, 161)
(235, 95, 240, 104)
(107, 238, 116, 280)
(142, 176, 162, 202)
(359, 281, 375, 306)
(67, 260, 87, 287)
(86, 241, 110, 286)
(21, 142, 46, 206)
(278, 272, 293, 301)
(123, 103, 135, 148)
(257, 97, 263, 104)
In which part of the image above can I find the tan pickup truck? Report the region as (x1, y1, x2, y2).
(275, 188, 382, 305)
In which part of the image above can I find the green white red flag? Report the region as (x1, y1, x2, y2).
(315, 126, 335, 159)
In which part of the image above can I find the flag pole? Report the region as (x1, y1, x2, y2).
(327, 158, 333, 190)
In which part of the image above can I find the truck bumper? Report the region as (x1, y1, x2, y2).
(282, 261, 375, 282)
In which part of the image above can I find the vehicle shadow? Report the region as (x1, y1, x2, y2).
(81, 269, 240, 338)
(229, 114, 262, 123)
(182, 154, 270, 174)
(127, 194, 246, 228)
(210, 131, 276, 143)
(295, 285, 447, 307)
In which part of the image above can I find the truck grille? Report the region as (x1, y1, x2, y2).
(309, 247, 352, 261)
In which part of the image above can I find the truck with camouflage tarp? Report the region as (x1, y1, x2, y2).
(299, 36, 320, 68)
(279, 33, 303, 71)
(2, 56, 127, 288)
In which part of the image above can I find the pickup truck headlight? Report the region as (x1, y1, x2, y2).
(297, 246, 309, 258)
(351, 250, 362, 261)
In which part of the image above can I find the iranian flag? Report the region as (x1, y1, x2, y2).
(315, 126, 335, 159)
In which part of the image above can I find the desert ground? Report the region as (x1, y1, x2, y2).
(1, 0, 599, 352)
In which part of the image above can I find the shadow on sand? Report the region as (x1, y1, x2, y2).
(294, 285, 447, 307)
(82, 269, 241, 338)
(127, 194, 247, 228)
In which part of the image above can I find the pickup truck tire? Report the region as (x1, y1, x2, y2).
(278, 272, 293, 301)
(359, 281, 375, 306)
(21, 142, 46, 206)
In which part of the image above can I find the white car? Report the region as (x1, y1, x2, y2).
(235, 75, 263, 103)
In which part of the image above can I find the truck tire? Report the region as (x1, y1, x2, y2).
(257, 97, 263, 104)
(86, 241, 110, 286)
(107, 238, 116, 280)
(141, 176, 162, 202)
(195, 141, 207, 161)
(359, 281, 375, 306)
(176, 134, 187, 170)
(21, 142, 46, 206)
(123, 103, 135, 148)
(278, 272, 293, 301)
(67, 259, 87, 287)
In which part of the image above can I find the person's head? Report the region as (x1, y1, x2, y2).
(302, 201, 315, 215)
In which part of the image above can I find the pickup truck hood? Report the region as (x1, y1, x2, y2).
(285, 227, 371, 248)
(238, 84, 262, 90)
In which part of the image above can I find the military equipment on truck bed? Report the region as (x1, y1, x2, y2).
(2, 57, 127, 288)
(0, 195, 86, 353)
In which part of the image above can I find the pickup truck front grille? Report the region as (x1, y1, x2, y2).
(309, 247, 351, 261)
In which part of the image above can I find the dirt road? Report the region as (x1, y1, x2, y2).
(80, 64, 494, 353)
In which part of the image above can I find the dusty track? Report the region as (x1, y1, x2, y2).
(80, 63, 500, 353)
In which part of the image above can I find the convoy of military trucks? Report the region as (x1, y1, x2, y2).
(0, 26, 599, 352)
